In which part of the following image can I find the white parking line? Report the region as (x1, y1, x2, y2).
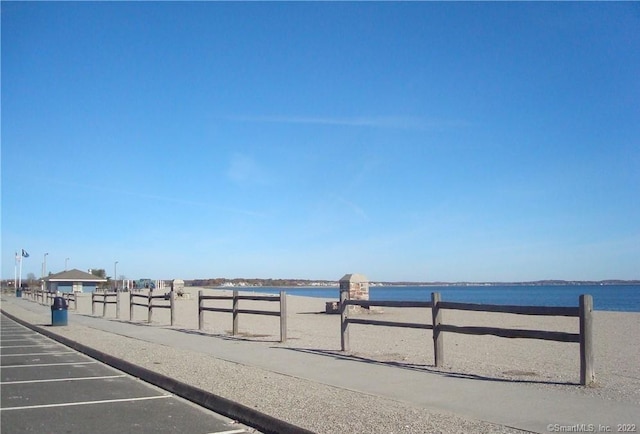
(2, 374, 127, 385)
(210, 430, 247, 434)
(1, 351, 75, 357)
(0, 344, 61, 348)
(0, 332, 39, 341)
(2, 361, 98, 368)
(0, 394, 173, 411)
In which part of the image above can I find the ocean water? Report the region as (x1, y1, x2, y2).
(247, 285, 640, 312)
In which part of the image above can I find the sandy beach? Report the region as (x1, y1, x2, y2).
(6, 287, 640, 433)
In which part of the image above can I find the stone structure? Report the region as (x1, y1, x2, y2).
(171, 279, 188, 299)
(340, 273, 369, 301)
(326, 273, 371, 314)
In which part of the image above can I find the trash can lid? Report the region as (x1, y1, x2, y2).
(52, 297, 68, 309)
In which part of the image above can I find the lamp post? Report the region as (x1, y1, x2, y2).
(114, 261, 119, 291)
(65, 258, 69, 271)
(43, 253, 49, 277)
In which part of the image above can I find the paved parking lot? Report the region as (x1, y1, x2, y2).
(0, 314, 255, 434)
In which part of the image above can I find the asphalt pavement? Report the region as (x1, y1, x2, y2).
(1, 314, 255, 434)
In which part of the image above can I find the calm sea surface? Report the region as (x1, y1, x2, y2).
(247, 285, 640, 312)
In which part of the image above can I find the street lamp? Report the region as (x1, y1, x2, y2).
(114, 261, 119, 291)
(65, 258, 70, 270)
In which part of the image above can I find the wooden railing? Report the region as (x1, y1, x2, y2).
(24, 288, 44, 304)
(61, 292, 77, 310)
(130, 289, 175, 325)
(198, 290, 287, 342)
(22, 288, 77, 310)
(92, 291, 120, 318)
(340, 291, 595, 386)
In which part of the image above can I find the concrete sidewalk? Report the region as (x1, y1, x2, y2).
(3, 296, 639, 433)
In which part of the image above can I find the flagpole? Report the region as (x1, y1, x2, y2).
(14, 252, 18, 290)
(18, 254, 23, 290)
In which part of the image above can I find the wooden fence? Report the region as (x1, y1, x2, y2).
(198, 290, 287, 342)
(24, 288, 52, 305)
(92, 291, 120, 318)
(23, 288, 76, 309)
(130, 289, 175, 325)
(61, 292, 77, 310)
(340, 291, 595, 386)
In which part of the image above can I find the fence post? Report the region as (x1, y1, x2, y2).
(116, 291, 121, 319)
(129, 292, 134, 321)
(103, 292, 107, 317)
(232, 290, 239, 336)
(280, 291, 287, 343)
(170, 290, 175, 326)
(579, 294, 595, 386)
(198, 290, 204, 330)
(340, 287, 349, 351)
(92, 293, 96, 316)
(148, 289, 153, 323)
(432, 292, 443, 367)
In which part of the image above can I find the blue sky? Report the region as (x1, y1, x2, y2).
(2, 2, 639, 282)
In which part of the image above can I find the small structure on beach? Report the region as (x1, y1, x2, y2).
(171, 279, 188, 299)
(327, 273, 376, 314)
(340, 273, 369, 301)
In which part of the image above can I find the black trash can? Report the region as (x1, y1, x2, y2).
(16, 288, 22, 298)
(51, 297, 68, 326)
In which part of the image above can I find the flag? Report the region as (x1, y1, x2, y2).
(21, 249, 29, 258)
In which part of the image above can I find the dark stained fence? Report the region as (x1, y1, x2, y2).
(61, 292, 77, 310)
(198, 290, 287, 343)
(130, 289, 175, 325)
(25, 288, 54, 305)
(340, 291, 594, 386)
(92, 291, 120, 318)
(26, 288, 75, 309)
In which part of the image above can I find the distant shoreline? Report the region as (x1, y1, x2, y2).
(189, 279, 640, 288)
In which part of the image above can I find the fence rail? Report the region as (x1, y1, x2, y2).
(130, 290, 175, 325)
(61, 292, 77, 310)
(438, 301, 579, 317)
(23, 288, 76, 309)
(92, 292, 120, 318)
(198, 290, 287, 342)
(340, 291, 595, 386)
(23, 288, 52, 305)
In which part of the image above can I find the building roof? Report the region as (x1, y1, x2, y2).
(44, 269, 107, 282)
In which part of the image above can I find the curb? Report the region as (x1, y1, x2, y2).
(1, 308, 314, 434)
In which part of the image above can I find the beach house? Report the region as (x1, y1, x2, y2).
(43, 269, 107, 293)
